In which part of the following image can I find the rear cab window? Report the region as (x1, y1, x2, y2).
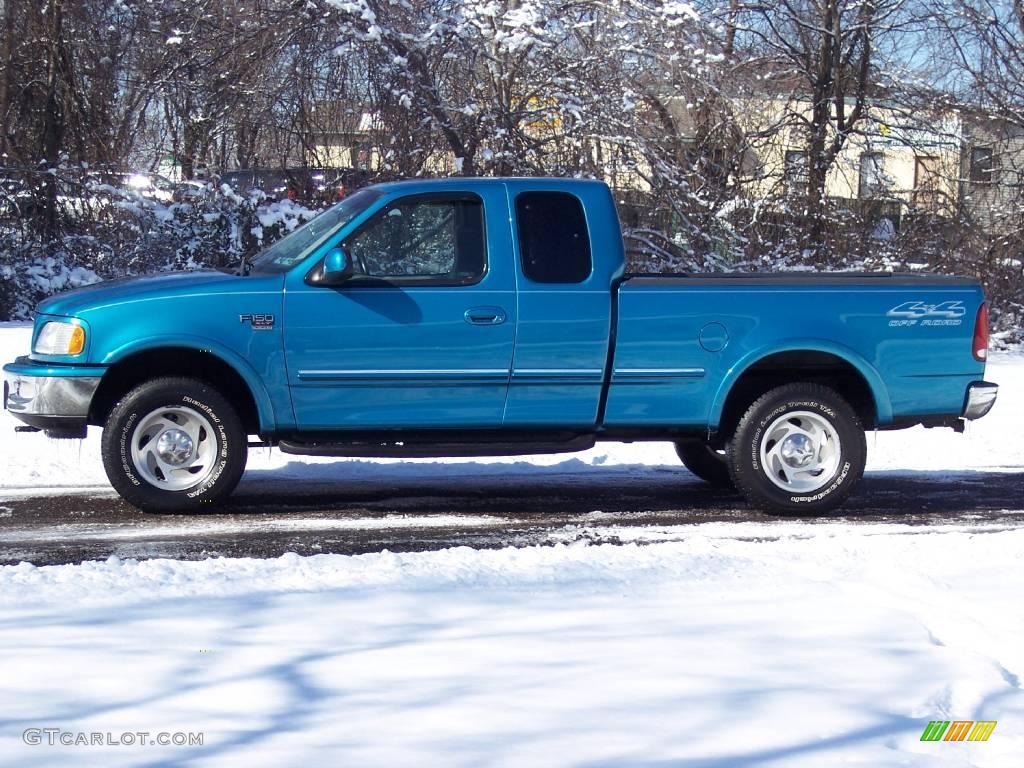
(515, 191, 593, 283)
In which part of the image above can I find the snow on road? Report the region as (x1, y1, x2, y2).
(0, 513, 509, 545)
(2, 325, 1023, 767)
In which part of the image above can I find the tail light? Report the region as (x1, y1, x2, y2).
(972, 302, 989, 362)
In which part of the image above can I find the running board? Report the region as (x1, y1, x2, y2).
(277, 435, 596, 458)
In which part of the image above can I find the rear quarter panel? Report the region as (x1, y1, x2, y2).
(605, 278, 986, 429)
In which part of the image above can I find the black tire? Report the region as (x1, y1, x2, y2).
(101, 377, 247, 512)
(729, 383, 866, 514)
(675, 441, 733, 487)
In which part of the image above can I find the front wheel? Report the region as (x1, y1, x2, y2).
(729, 383, 866, 514)
(101, 377, 247, 512)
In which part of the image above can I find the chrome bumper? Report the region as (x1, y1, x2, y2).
(962, 381, 998, 420)
(3, 370, 100, 425)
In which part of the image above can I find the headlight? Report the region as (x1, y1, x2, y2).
(34, 321, 86, 355)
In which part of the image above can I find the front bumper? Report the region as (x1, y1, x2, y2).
(3, 357, 104, 436)
(962, 381, 998, 420)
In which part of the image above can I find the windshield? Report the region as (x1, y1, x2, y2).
(249, 188, 382, 274)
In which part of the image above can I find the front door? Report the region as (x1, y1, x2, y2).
(283, 187, 517, 429)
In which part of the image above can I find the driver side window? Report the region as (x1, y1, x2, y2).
(344, 195, 486, 284)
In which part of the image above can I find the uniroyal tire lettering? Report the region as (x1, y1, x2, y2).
(186, 459, 227, 498)
(792, 461, 851, 503)
(183, 395, 221, 423)
(119, 412, 141, 486)
(751, 424, 765, 469)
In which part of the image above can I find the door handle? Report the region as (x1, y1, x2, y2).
(464, 306, 507, 325)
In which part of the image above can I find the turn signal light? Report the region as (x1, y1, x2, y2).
(68, 325, 86, 355)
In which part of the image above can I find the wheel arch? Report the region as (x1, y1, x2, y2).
(710, 342, 891, 441)
(89, 339, 275, 434)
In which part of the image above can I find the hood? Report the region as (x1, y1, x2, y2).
(36, 270, 278, 318)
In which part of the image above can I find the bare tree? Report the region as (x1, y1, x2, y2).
(928, 0, 1024, 333)
(721, 0, 918, 252)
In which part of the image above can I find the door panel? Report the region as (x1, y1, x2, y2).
(501, 182, 622, 427)
(283, 188, 517, 429)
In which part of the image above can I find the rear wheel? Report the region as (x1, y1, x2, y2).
(729, 383, 866, 514)
(675, 440, 733, 487)
(101, 377, 247, 512)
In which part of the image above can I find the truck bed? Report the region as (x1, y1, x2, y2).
(606, 271, 985, 431)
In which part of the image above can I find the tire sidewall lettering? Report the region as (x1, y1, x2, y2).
(119, 411, 141, 486)
(182, 395, 221, 424)
(791, 461, 851, 503)
(186, 459, 227, 499)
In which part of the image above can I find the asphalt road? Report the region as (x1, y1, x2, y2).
(1, 468, 1022, 566)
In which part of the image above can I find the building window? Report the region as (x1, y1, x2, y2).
(858, 152, 888, 199)
(969, 147, 994, 183)
(913, 155, 941, 211)
(515, 191, 593, 284)
(783, 150, 808, 196)
(691, 147, 729, 186)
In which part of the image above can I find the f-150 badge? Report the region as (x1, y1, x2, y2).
(887, 301, 964, 327)
(239, 313, 275, 330)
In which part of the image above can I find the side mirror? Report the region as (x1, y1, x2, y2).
(320, 247, 354, 285)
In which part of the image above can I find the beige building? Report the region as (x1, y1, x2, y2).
(304, 96, 1022, 234)
(958, 113, 1024, 233)
(306, 110, 458, 176)
(731, 97, 963, 219)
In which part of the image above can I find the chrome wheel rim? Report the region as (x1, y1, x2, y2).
(130, 405, 218, 492)
(759, 410, 842, 493)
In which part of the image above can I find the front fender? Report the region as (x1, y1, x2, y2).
(709, 339, 893, 428)
(101, 335, 281, 432)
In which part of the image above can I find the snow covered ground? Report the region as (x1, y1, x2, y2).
(1, 323, 1023, 766)
(1, 526, 1022, 767)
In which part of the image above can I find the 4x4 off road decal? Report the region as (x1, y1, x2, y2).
(887, 301, 965, 327)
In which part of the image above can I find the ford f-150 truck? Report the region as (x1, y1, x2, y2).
(3, 178, 999, 513)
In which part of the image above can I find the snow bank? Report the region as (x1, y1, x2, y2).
(1, 528, 1022, 766)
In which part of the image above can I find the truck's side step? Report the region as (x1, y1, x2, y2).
(277, 434, 596, 458)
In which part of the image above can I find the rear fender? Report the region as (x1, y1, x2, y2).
(709, 339, 892, 429)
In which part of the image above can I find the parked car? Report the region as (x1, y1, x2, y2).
(3, 178, 998, 513)
(86, 171, 176, 203)
(324, 169, 377, 202)
(218, 168, 337, 205)
(0, 168, 110, 220)
(0, 168, 176, 223)
(173, 179, 215, 204)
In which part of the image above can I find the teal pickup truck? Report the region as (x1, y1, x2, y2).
(3, 178, 998, 513)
